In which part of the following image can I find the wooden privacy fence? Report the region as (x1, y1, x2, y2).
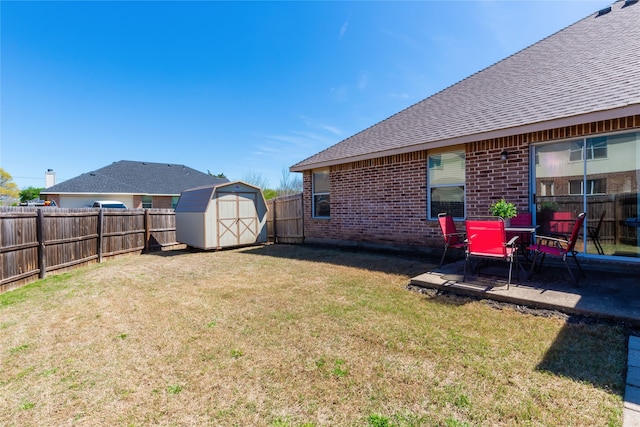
(538, 194, 638, 247)
(1, 195, 305, 294)
(0, 207, 178, 293)
(266, 193, 304, 244)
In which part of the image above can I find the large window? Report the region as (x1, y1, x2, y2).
(428, 149, 465, 219)
(534, 131, 640, 258)
(312, 170, 330, 218)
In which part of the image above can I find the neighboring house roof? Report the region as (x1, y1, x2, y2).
(41, 160, 228, 195)
(291, 0, 640, 171)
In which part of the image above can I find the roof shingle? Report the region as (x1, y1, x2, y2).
(42, 160, 228, 195)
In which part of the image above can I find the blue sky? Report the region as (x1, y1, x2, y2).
(1, 0, 611, 190)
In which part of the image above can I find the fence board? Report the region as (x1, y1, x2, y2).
(1, 208, 40, 291)
(147, 209, 179, 250)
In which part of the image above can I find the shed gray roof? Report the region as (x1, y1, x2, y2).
(291, 0, 640, 171)
(174, 181, 265, 213)
(42, 160, 228, 195)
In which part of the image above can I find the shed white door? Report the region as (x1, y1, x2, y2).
(216, 192, 259, 247)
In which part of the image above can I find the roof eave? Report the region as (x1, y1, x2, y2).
(290, 104, 640, 172)
(40, 191, 180, 196)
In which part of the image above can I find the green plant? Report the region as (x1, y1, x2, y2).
(367, 414, 391, 427)
(538, 201, 559, 212)
(166, 384, 183, 394)
(20, 401, 35, 410)
(489, 198, 517, 218)
(332, 359, 349, 377)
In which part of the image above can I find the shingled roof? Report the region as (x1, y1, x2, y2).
(42, 160, 228, 195)
(291, 0, 640, 171)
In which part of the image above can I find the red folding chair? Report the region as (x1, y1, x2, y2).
(437, 213, 466, 268)
(463, 217, 519, 289)
(527, 212, 586, 284)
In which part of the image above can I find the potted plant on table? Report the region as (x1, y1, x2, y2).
(489, 198, 517, 226)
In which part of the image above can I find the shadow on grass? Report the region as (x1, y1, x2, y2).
(244, 243, 434, 277)
(149, 242, 435, 277)
(536, 318, 628, 397)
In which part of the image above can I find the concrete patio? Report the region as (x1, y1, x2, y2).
(409, 256, 640, 327)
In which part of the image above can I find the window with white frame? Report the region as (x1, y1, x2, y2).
(569, 178, 606, 195)
(541, 181, 554, 196)
(569, 138, 608, 162)
(428, 149, 465, 219)
(312, 170, 330, 218)
(142, 195, 152, 209)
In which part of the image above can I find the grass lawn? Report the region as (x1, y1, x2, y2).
(0, 244, 628, 426)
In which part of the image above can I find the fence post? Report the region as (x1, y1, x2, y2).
(144, 209, 151, 253)
(272, 199, 277, 244)
(97, 209, 104, 263)
(37, 208, 46, 279)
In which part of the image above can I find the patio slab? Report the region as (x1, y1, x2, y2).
(409, 258, 640, 327)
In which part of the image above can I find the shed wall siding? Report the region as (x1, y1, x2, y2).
(302, 116, 640, 252)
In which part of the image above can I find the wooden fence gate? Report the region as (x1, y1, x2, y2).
(266, 193, 304, 244)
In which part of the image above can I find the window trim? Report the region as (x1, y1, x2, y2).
(312, 169, 330, 219)
(427, 148, 466, 220)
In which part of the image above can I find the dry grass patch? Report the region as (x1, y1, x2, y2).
(0, 244, 627, 426)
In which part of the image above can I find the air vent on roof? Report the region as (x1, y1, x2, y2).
(623, 0, 638, 8)
(596, 6, 612, 16)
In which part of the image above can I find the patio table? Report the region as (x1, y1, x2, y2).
(505, 226, 538, 261)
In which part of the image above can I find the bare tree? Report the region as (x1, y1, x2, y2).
(241, 171, 270, 190)
(277, 168, 302, 196)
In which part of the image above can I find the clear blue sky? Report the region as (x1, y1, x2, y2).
(1, 0, 610, 190)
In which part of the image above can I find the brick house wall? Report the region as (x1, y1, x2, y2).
(302, 115, 640, 254)
(132, 195, 174, 209)
(152, 196, 174, 209)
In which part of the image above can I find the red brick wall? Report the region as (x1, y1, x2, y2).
(152, 196, 174, 209)
(302, 115, 640, 252)
(303, 152, 435, 248)
(466, 139, 530, 216)
(132, 195, 143, 209)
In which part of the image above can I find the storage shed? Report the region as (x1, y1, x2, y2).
(175, 181, 268, 250)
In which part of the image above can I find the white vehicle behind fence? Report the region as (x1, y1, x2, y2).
(92, 201, 127, 209)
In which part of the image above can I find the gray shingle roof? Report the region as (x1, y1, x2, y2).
(42, 160, 228, 195)
(292, 0, 640, 171)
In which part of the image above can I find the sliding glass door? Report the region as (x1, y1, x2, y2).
(532, 131, 640, 259)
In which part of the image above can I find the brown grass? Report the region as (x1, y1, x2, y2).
(0, 244, 627, 426)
